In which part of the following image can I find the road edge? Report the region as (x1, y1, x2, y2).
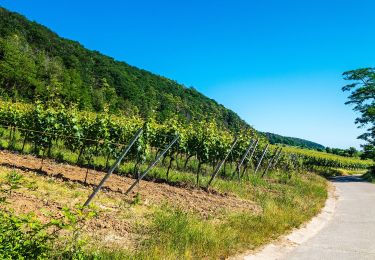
(231, 182, 337, 260)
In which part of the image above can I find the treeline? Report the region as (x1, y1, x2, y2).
(265, 132, 365, 159)
(324, 147, 361, 158)
(263, 132, 325, 150)
(0, 7, 247, 131)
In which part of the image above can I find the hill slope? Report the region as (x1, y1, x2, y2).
(263, 132, 325, 150)
(0, 7, 247, 130)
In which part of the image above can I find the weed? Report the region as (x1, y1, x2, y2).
(131, 192, 141, 205)
(1, 170, 23, 197)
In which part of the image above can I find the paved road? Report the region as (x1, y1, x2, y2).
(282, 175, 375, 260)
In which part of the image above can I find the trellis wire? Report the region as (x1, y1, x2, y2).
(207, 137, 238, 188)
(83, 128, 143, 206)
(241, 139, 259, 177)
(254, 144, 269, 174)
(233, 138, 256, 179)
(262, 147, 281, 177)
(124, 134, 179, 196)
(0, 122, 128, 147)
(271, 148, 283, 169)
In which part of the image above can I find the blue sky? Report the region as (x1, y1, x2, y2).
(1, 0, 375, 148)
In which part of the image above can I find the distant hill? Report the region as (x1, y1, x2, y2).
(263, 132, 325, 150)
(0, 7, 248, 131)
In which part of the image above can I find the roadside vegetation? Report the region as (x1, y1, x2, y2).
(0, 160, 327, 259)
(361, 170, 375, 183)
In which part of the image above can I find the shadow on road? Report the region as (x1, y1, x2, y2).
(329, 175, 364, 183)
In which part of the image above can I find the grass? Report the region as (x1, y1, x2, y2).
(0, 129, 329, 259)
(282, 145, 373, 169)
(125, 171, 327, 259)
(311, 166, 368, 178)
(0, 128, 291, 198)
(362, 170, 375, 183)
(0, 163, 328, 259)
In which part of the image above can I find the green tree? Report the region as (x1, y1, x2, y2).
(342, 68, 375, 159)
(0, 35, 39, 101)
(36, 53, 65, 103)
(92, 78, 118, 112)
(0, 7, 251, 131)
(346, 147, 359, 157)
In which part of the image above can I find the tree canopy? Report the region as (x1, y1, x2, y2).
(0, 7, 248, 132)
(342, 67, 375, 159)
(263, 132, 325, 150)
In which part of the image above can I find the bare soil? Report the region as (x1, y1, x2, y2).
(0, 149, 261, 250)
(0, 150, 258, 217)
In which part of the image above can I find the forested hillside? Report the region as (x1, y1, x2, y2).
(0, 7, 247, 130)
(263, 132, 325, 150)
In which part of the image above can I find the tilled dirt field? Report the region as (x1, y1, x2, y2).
(0, 150, 259, 217)
(0, 149, 261, 251)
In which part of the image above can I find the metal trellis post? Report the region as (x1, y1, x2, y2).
(271, 148, 283, 169)
(254, 144, 269, 174)
(207, 137, 238, 188)
(83, 128, 143, 207)
(124, 134, 179, 196)
(241, 139, 259, 177)
(262, 147, 280, 177)
(233, 138, 255, 179)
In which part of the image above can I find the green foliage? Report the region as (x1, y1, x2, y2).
(361, 144, 375, 160)
(0, 211, 55, 259)
(362, 170, 375, 183)
(0, 170, 23, 197)
(131, 192, 141, 205)
(0, 100, 269, 177)
(57, 206, 98, 259)
(0, 7, 247, 131)
(281, 146, 372, 169)
(342, 67, 375, 160)
(0, 205, 97, 259)
(0, 167, 98, 259)
(0, 99, 370, 195)
(134, 171, 327, 259)
(325, 146, 360, 158)
(264, 132, 325, 150)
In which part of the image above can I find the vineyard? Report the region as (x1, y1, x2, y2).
(0, 4, 374, 259)
(0, 100, 372, 259)
(0, 100, 371, 193)
(282, 146, 373, 169)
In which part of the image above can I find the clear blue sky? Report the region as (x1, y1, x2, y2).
(1, 0, 375, 149)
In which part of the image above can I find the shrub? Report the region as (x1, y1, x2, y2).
(0, 211, 56, 259)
